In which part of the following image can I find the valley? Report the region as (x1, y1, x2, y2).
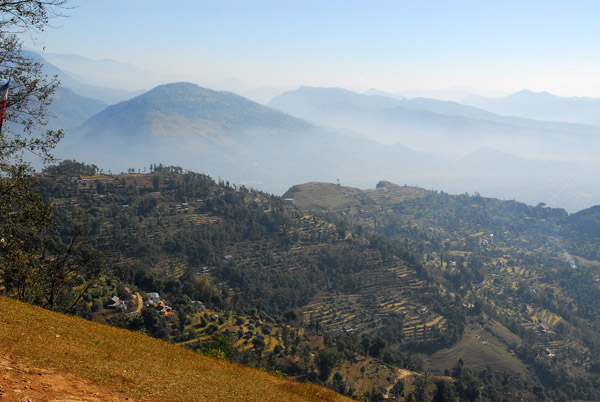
(2, 4, 600, 399)
(3, 161, 596, 400)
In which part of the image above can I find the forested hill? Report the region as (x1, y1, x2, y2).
(285, 180, 600, 400)
(38, 162, 452, 334)
(29, 161, 484, 400)
(23, 161, 600, 400)
(75, 82, 311, 139)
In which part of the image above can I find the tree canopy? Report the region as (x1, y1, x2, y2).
(1, 0, 67, 163)
(0, 1, 106, 313)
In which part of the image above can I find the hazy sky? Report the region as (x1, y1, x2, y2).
(25, 0, 600, 96)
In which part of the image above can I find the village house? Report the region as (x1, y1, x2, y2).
(147, 292, 160, 305)
(106, 295, 127, 311)
(157, 301, 174, 317)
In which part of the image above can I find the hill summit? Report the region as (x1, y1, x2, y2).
(76, 82, 310, 138)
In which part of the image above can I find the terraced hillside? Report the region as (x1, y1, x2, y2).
(5, 162, 600, 399)
(35, 164, 458, 349)
(13, 162, 466, 400)
(285, 180, 600, 400)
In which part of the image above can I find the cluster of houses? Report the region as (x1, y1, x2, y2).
(106, 295, 127, 311)
(169, 202, 191, 213)
(106, 291, 205, 320)
(145, 292, 174, 317)
(69, 176, 90, 184)
(104, 288, 216, 323)
(53, 198, 80, 208)
(192, 300, 206, 311)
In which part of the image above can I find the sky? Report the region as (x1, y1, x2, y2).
(23, 0, 600, 97)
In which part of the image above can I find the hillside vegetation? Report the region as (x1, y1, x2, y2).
(0, 296, 351, 402)
(286, 180, 600, 400)
(29, 161, 443, 399)
(4, 161, 600, 401)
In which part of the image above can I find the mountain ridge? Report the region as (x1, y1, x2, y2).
(24, 49, 144, 104)
(54, 82, 600, 211)
(76, 82, 311, 139)
(463, 89, 600, 126)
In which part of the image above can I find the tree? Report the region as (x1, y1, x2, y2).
(331, 371, 347, 395)
(1, 1, 67, 33)
(0, 2, 105, 312)
(1, 0, 67, 256)
(34, 229, 105, 312)
(1, 1, 67, 162)
(432, 380, 455, 402)
(390, 380, 404, 399)
(141, 307, 170, 339)
(1, 212, 105, 312)
(411, 372, 430, 402)
(315, 347, 341, 382)
(0, 163, 52, 300)
(252, 333, 265, 363)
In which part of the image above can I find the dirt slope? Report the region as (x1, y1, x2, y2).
(0, 297, 350, 402)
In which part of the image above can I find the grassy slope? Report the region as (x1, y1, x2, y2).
(285, 182, 365, 211)
(0, 296, 351, 402)
(418, 320, 527, 377)
(284, 181, 427, 212)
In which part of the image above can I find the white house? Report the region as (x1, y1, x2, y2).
(147, 292, 160, 304)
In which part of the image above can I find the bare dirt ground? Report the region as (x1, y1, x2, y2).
(384, 368, 415, 398)
(0, 356, 132, 402)
(134, 292, 143, 313)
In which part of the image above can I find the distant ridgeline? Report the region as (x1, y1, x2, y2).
(51, 82, 600, 212)
(22, 160, 600, 401)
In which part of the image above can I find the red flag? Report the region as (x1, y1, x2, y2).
(0, 78, 9, 134)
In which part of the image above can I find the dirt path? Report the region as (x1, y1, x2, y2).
(0, 356, 133, 401)
(134, 292, 143, 313)
(384, 368, 415, 398)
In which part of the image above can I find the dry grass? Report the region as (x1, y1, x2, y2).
(418, 321, 527, 377)
(286, 181, 427, 212)
(0, 296, 351, 402)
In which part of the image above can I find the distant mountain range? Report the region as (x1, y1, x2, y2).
(364, 86, 508, 102)
(20, 50, 600, 211)
(40, 51, 164, 92)
(268, 86, 600, 165)
(24, 50, 143, 105)
(29, 49, 291, 105)
(50, 82, 599, 212)
(57, 82, 441, 192)
(48, 87, 107, 130)
(463, 89, 600, 127)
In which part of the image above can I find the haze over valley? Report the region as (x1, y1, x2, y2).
(4, 2, 600, 401)
(23, 49, 598, 212)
